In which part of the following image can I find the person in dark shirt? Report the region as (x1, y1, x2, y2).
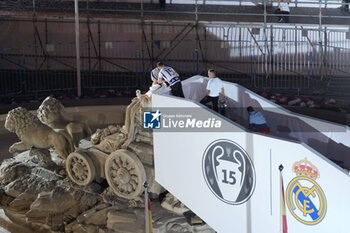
(157, 62, 185, 98)
(159, 0, 166, 8)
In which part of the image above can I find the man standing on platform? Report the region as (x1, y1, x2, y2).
(157, 62, 185, 98)
(200, 69, 225, 112)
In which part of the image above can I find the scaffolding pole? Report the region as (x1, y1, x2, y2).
(74, 0, 82, 97)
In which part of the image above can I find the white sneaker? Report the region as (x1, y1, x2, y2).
(278, 18, 283, 23)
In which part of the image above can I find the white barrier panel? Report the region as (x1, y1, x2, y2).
(181, 75, 350, 147)
(152, 94, 350, 233)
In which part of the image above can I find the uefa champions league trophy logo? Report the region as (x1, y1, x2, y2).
(203, 139, 256, 205)
(212, 145, 246, 202)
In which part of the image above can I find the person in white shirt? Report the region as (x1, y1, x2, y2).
(200, 69, 225, 112)
(150, 67, 159, 83)
(145, 67, 162, 99)
(157, 62, 185, 98)
(275, 0, 290, 23)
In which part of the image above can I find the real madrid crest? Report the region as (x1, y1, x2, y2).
(286, 158, 327, 225)
(202, 139, 256, 205)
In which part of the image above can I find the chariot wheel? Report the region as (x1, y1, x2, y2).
(105, 149, 146, 199)
(66, 151, 96, 186)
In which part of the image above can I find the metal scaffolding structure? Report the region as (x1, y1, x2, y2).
(0, 0, 350, 101)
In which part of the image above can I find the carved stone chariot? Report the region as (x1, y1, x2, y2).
(65, 90, 162, 200)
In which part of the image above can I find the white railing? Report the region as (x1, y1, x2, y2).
(156, 75, 350, 168)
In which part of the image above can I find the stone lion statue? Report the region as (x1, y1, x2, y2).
(4, 107, 74, 159)
(37, 96, 92, 147)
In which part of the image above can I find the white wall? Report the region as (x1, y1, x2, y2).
(153, 93, 350, 233)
